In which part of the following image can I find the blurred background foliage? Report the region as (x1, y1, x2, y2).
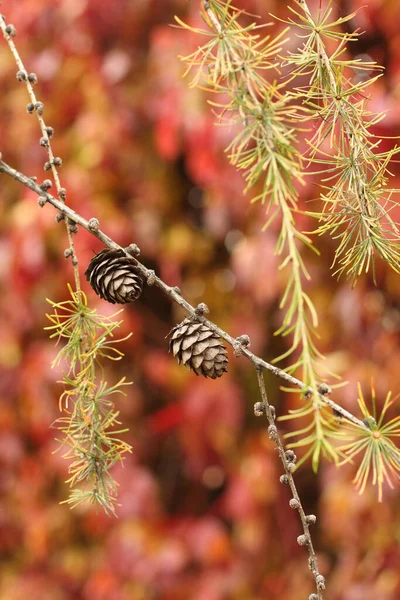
(0, 0, 400, 598)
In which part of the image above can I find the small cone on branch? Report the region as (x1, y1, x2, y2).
(168, 317, 228, 379)
(85, 248, 144, 304)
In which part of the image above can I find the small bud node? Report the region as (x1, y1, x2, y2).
(254, 402, 265, 417)
(5, 24, 16, 36)
(289, 498, 300, 510)
(318, 383, 332, 396)
(285, 450, 297, 463)
(195, 302, 210, 316)
(39, 179, 52, 191)
(297, 534, 308, 546)
(34, 101, 44, 116)
(88, 218, 100, 232)
(125, 243, 140, 257)
(306, 514, 317, 525)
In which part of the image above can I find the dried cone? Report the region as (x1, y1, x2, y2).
(169, 317, 228, 379)
(85, 248, 144, 304)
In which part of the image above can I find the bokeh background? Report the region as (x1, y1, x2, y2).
(0, 0, 400, 598)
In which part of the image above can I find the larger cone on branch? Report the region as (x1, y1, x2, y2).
(85, 248, 144, 304)
(168, 317, 228, 379)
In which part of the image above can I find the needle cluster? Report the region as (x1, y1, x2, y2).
(46, 287, 132, 515)
(283, 1, 400, 283)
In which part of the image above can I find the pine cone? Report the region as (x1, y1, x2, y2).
(85, 248, 144, 304)
(168, 317, 228, 379)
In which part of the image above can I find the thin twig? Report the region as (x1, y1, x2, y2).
(255, 366, 324, 599)
(0, 15, 81, 291)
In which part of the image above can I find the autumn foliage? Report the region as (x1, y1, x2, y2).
(1, 0, 400, 599)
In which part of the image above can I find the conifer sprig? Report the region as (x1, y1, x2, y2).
(337, 382, 400, 501)
(46, 286, 132, 514)
(283, 0, 400, 283)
